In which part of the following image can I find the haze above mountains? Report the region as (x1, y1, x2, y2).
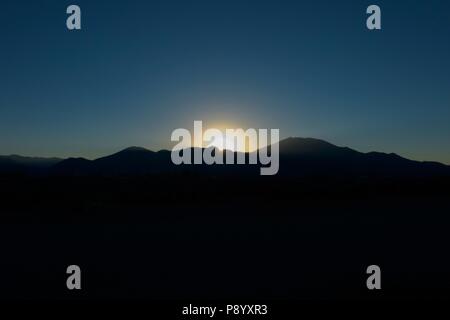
(1, 137, 449, 177)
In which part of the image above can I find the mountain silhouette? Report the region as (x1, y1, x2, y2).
(51, 147, 172, 176)
(1, 138, 449, 177)
(275, 137, 450, 177)
(0, 155, 62, 174)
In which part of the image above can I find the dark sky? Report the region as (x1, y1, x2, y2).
(1, 0, 449, 163)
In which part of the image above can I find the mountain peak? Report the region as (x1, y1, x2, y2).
(121, 146, 150, 152)
(278, 137, 343, 155)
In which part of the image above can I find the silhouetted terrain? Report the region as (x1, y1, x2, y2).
(1, 138, 450, 301)
(2, 138, 449, 177)
(0, 155, 61, 175)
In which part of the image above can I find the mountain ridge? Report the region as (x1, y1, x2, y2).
(1, 137, 449, 177)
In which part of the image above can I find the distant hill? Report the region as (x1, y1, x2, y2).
(2, 138, 450, 177)
(52, 147, 174, 176)
(0, 155, 62, 174)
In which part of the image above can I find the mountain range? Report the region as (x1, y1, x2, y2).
(1, 137, 449, 177)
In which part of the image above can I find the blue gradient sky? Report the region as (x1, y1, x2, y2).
(1, 0, 449, 163)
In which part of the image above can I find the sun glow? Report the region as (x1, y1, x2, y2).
(171, 121, 280, 175)
(174, 121, 261, 153)
(207, 134, 241, 152)
(204, 127, 259, 153)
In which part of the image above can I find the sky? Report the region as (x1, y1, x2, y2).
(0, 0, 449, 163)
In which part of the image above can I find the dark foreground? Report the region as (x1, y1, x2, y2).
(1, 175, 450, 310)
